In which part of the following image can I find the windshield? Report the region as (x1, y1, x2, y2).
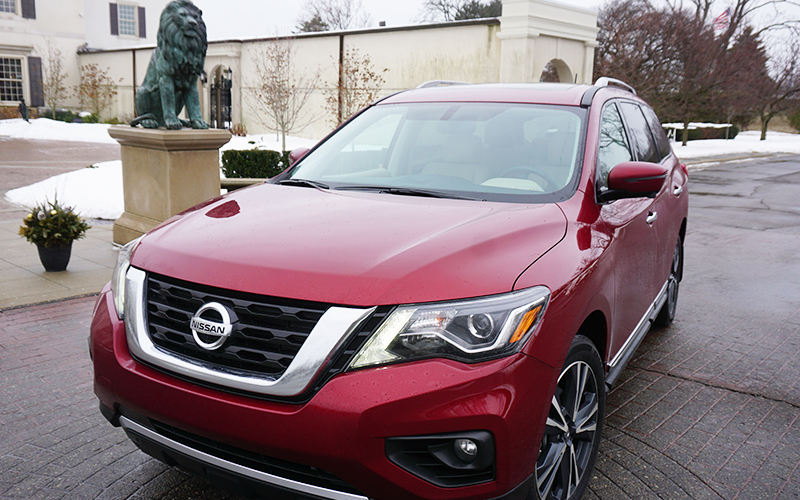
(287, 102, 585, 202)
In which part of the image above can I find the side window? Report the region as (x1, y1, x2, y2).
(619, 102, 659, 164)
(597, 102, 633, 189)
(641, 105, 671, 161)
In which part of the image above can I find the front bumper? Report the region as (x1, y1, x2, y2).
(90, 286, 557, 500)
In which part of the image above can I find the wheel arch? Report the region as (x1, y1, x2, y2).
(574, 310, 608, 368)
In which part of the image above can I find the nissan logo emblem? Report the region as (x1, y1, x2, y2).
(190, 302, 236, 350)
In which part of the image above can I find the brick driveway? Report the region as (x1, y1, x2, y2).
(2, 154, 800, 499)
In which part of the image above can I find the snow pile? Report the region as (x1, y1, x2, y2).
(673, 131, 800, 159)
(6, 161, 124, 220)
(0, 118, 118, 144)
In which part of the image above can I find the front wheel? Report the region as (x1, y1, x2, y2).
(654, 236, 682, 327)
(533, 335, 605, 500)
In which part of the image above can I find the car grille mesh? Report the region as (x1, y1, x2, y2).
(146, 274, 330, 378)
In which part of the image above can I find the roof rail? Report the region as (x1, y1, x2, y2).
(595, 77, 637, 95)
(416, 80, 471, 89)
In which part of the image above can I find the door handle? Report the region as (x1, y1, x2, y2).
(673, 185, 683, 196)
(646, 212, 658, 224)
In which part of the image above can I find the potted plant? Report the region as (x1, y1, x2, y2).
(18, 200, 90, 272)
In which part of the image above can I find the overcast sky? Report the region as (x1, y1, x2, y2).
(192, 0, 604, 41)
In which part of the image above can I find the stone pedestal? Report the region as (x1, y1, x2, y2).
(108, 127, 232, 245)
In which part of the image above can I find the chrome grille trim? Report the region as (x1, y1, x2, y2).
(120, 417, 368, 500)
(124, 267, 376, 396)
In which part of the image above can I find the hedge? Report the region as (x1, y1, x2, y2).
(221, 150, 291, 179)
(685, 125, 739, 141)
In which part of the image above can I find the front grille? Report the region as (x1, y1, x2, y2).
(146, 274, 330, 378)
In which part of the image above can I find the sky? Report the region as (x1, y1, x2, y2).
(192, 0, 603, 41)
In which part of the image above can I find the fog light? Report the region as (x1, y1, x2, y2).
(455, 438, 478, 463)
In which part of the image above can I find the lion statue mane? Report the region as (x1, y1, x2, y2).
(130, 0, 209, 129)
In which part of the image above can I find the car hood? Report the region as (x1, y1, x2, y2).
(132, 184, 567, 306)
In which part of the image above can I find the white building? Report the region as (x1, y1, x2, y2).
(0, 0, 166, 114)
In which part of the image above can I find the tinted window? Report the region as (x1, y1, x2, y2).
(597, 103, 633, 189)
(619, 102, 659, 164)
(641, 105, 671, 161)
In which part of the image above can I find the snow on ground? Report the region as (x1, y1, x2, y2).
(6, 161, 123, 220)
(0, 118, 118, 144)
(672, 131, 800, 159)
(2, 119, 800, 220)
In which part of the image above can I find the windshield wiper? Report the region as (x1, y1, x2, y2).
(278, 178, 329, 189)
(336, 185, 476, 200)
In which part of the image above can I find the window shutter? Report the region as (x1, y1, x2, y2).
(138, 6, 146, 38)
(21, 0, 36, 19)
(110, 3, 119, 36)
(28, 57, 44, 107)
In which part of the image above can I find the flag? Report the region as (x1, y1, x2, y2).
(713, 8, 730, 33)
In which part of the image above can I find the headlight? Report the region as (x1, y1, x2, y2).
(111, 237, 142, 320)
(350, 287, 549, 369)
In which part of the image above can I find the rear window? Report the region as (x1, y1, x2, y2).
(640, 105, 672, 161)
(288, 102, 586, 203)
(619, 102, 659, 164)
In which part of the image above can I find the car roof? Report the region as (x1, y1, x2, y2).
(379, 83, 595, 107)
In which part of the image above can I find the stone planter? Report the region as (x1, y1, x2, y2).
(37, 242, 73, 272)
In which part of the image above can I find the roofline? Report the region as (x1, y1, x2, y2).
(77, 18, 501, 54)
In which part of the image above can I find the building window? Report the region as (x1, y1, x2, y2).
(0, 0, 16, 13)
(0, 57, 24, 103)
(118, 3, 136, 36)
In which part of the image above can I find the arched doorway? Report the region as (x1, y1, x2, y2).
(209, 65, 233, 129)
(539, 59, 573, 83)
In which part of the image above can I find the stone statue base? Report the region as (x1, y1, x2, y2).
(108, 126, 232, 245)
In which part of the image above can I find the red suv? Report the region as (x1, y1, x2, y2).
(90, 79, 687, 500)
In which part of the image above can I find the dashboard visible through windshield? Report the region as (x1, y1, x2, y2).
(285, 102, 586, 203)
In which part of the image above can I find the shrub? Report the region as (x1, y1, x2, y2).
(788, 109, 800, 133)
(230, 124, 247, 136)
(54, 109, 79, 123)
(82, 113, 100, 123)
(221, 150, 291, 179)
(686, 125, 739, 141)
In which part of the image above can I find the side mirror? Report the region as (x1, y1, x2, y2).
(599, 161, 667, 202)
(289, 147, 310, 166)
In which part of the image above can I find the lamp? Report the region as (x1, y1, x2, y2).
(200, 70, 207, 84)
(224, 67, 233, 80)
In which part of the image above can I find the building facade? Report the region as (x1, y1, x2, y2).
(79, 0, 599, 140)
(0, 0, 165, 115)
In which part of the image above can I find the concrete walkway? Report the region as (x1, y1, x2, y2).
(0, 220, 117, 310)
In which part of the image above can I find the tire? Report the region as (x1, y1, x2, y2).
(532, 335, 605, 500)
(654, 236, 682, 327)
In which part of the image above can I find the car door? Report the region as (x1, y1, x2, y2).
(596, 101, 661, 360)
(640, 103, 687, 285)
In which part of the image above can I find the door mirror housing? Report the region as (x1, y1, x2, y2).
(598, 161, 668, 203)
(289, 147, 311, 166)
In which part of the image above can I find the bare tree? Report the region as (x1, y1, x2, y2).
(421, 0, 501, 22)
(75, 64, 119, 119)
(324, 46, 387, 126)
(249, 37, 321, 151)
(751, 39, 800, 139)
(41, 39, 69, 119)
(595, 0, 800, 144)
(296, 0, 371, 32)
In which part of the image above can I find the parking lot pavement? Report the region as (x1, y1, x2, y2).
(1, 154, 800, 500)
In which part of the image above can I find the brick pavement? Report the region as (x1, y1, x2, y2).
(0, 297, 242, 500)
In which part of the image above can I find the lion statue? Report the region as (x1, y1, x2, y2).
(130, 0, 209, 129)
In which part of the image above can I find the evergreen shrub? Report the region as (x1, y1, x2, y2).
(221, 150, 291, 179)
